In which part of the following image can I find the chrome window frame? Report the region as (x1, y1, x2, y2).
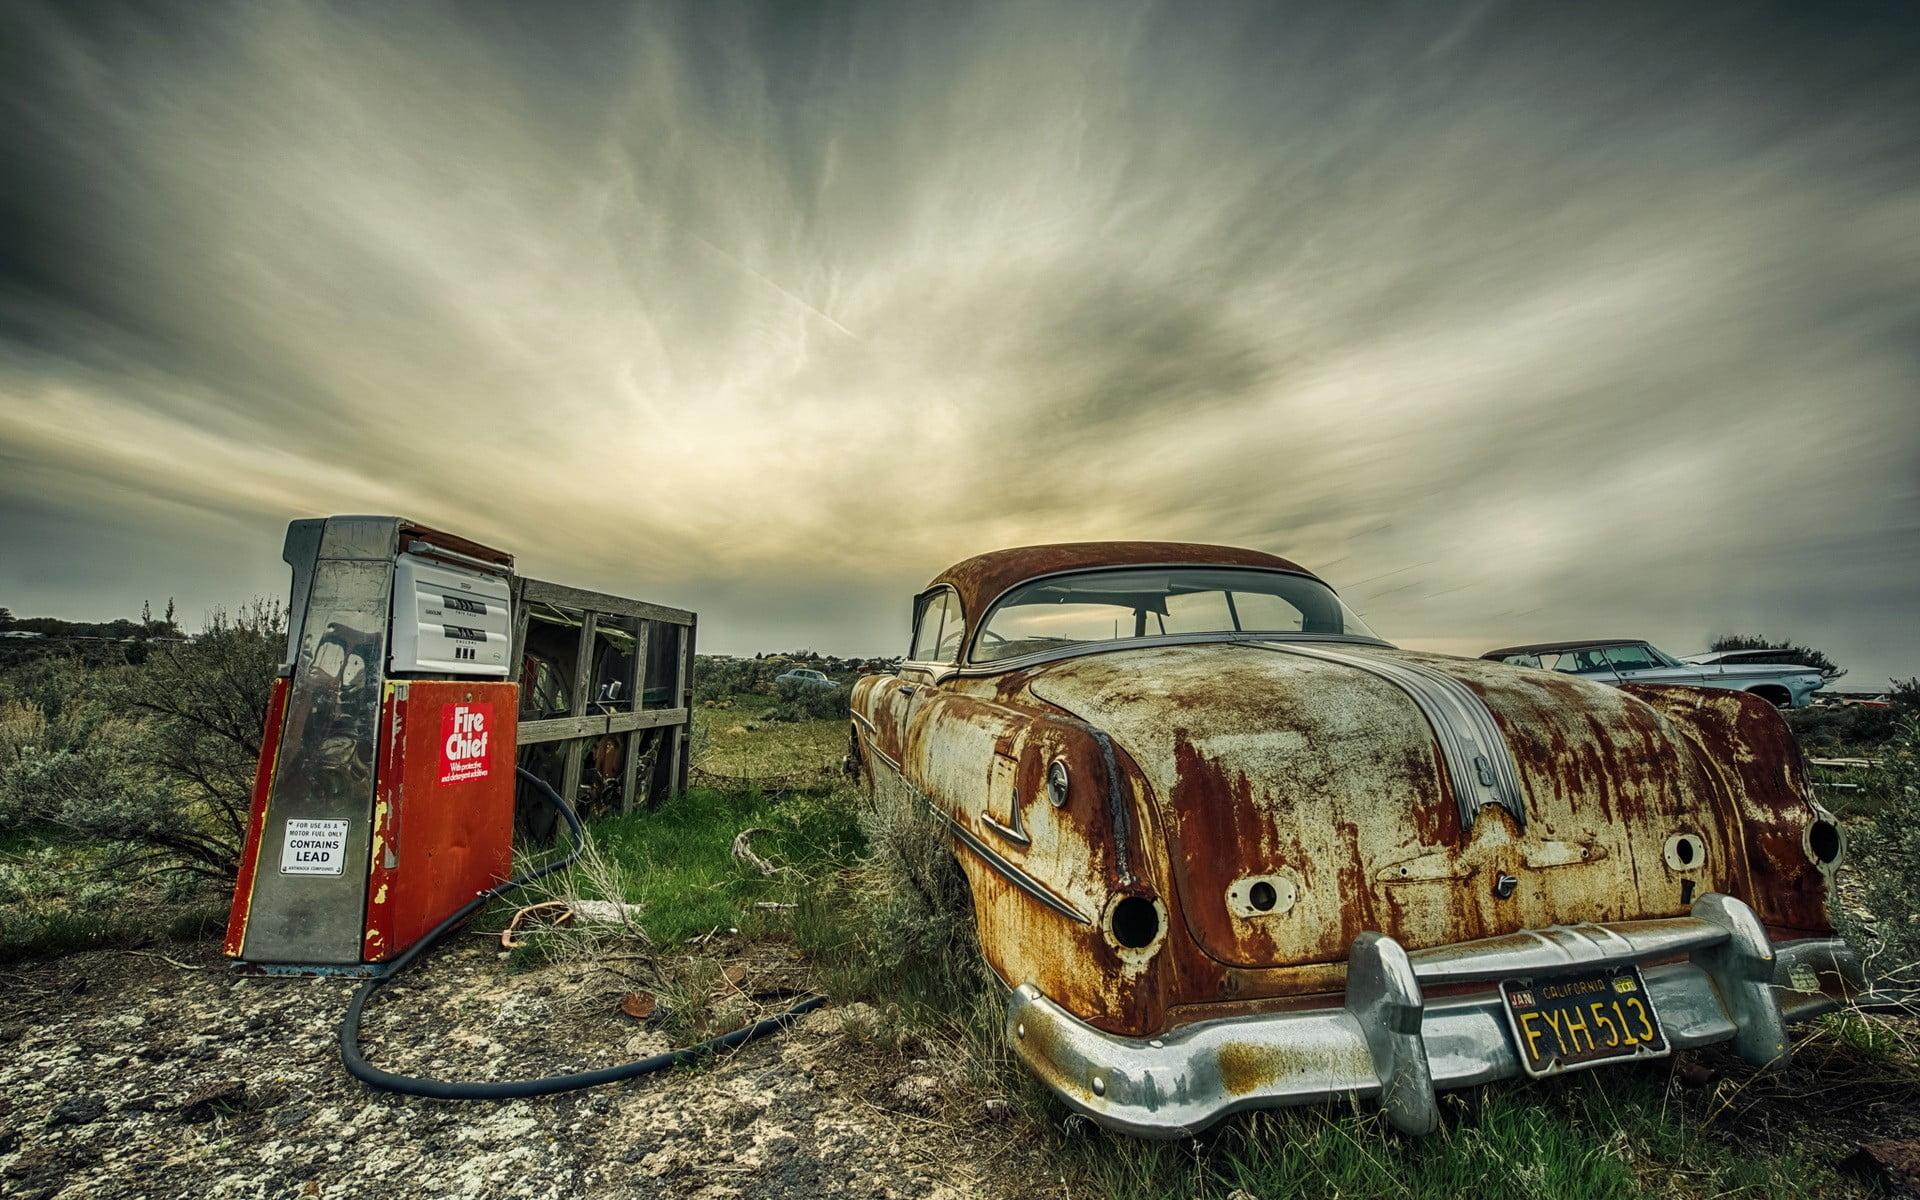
(903, 584, 965, 672)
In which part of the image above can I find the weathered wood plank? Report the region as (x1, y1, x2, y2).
(559, 611, 598, 804)
(605, 707, 689, 734)
(674, 616, 696, 797)
(519, 578, 693, 626)
(516, 714, 611, 744)
(620, 620, 651, 814)
(516, 707, 689, 746)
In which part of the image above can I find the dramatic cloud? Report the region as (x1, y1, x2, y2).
(3, 1, 1917, 674)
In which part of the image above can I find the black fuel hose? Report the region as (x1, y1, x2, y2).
(339, 766, 825, 1099)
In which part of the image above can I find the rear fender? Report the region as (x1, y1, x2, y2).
(879, 681, 1181, 1034)
(1621, 685, 1834, 933)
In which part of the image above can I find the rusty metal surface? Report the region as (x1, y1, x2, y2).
(851, 545, 1842, 1047)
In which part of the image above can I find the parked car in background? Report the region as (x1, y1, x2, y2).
(848, 542, 1863, 1138)
(774, 667, 837, 689)
(1682, 647, 1845, 680)
(1481, 639, 1829, 708)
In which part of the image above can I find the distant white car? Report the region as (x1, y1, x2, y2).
(773, 667, 837, 689)
(1681, 648, 1845, 681)
(1481, 639, 1829, 708)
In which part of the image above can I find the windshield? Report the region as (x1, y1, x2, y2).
(972, 567, 1381, 663)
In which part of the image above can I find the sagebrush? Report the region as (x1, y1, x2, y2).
(0, 600, 282, 882)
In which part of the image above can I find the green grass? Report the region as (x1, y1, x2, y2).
(1810, 765, 1884, 818)
(0, 826, 231, 962)
(1050, 1070, 1837, 1200)
(0, 902, 228, 963)
(692, 707, 848, 783)
(516, 783, 864, 949)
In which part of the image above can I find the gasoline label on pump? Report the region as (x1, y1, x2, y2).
(280, 818, 349, 876)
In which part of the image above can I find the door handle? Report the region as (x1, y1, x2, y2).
(898, 684, 918, 698)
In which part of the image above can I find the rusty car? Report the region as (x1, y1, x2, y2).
(846, 542, 1867, 1137)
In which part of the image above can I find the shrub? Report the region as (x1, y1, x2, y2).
(1834, 718, 1920, 984)
(0, 600, 282, 883)
(1786, 703, 1900, 757)
(805, 785, 988, 1013)
(764, 678, 852, 723)
(693, 655, 784, 702)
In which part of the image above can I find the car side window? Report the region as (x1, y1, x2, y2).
(910, 590, 962, 663)
(1569, 649, 1615, 674)
(933, 593, 966, 661)
(1603, 644, 1659, 672)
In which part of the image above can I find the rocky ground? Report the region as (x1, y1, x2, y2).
(0, 939, 1034, 1200)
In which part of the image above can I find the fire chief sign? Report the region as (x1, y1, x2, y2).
(440, 701, 494, 785)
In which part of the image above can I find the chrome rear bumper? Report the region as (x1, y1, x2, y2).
(1007, 894, 1883, 1138)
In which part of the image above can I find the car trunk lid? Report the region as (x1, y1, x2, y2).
(1026, 642, 1741, 970)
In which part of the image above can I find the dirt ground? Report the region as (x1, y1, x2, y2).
(0, 939, 1033, 1200)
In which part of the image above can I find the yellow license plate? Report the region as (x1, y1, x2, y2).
(1499, 966, 1669, 1077)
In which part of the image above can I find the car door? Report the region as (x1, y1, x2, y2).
(866, 587, 964, 782)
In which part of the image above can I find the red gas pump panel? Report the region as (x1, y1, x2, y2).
(362, 679, 519, 962)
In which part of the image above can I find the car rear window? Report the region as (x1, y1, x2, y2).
(973, 567, 1378, 663)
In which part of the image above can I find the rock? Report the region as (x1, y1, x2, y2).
(1847, 1140, 1920, 1199)
(890, 1074, 941, 1113)
(45, 1096, 104, 1128)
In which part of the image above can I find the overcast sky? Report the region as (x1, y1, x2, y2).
(2, 1, 1916, 678)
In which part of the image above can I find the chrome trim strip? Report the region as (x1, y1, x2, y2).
(947, 813, 1091, 924)
(852, 722, 902, 775)
(1255, 642, 1525, 831)
(1388, 655, 1527, 825)
(981, 813, 1032, 846)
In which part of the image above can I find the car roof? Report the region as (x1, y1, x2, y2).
(928, 542, 1317, 624)
(1480, 638, 1649, 660)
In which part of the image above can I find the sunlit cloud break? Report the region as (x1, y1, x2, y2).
(2, 1, 1917, 674)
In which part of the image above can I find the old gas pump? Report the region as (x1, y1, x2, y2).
(224, 516, 520, 971)
(221, 515, 819, 1098)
